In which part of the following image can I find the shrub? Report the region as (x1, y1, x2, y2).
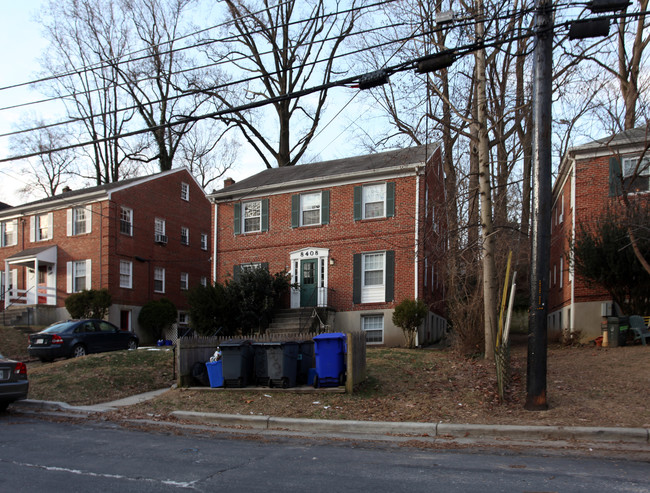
(138, 298, 177, 341)
(225, 268, 291, 335)
(392, 298, 428, 349)
(186, 282, 234, 336)
(65, 289, 112, 319)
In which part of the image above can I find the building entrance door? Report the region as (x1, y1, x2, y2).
(300, 259, 317, 307)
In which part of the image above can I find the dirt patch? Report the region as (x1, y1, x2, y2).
(109, 343, 650, 428)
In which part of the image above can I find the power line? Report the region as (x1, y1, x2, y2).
(0, 0, 396, 94)
(1, 3, 645, 163)
(0, 6, 535, 142)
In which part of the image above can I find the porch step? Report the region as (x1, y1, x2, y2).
(267, 308, 312, 334)
(1, 306, 30, 326)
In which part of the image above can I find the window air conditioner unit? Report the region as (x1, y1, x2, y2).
(155, 233, 168, 244)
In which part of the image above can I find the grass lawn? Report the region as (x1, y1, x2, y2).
(4, 323, 649, 428)
(27, 349, 175, 405)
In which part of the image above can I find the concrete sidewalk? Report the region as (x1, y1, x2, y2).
(9, 390, 650, 446)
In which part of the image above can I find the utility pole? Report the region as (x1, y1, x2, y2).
(526, 0, 553, 410)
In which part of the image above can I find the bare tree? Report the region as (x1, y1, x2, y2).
(201, 0, 360, 168)
(40, 0, 137, 185)
(10, 119, 77, 197)
(112, 0, 214, 172)
(179, 121, 240, 190)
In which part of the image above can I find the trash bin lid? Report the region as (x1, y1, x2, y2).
(220, 339, 252, 347)
(313, 332, 346, 340)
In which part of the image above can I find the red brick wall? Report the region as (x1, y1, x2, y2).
(108, 171, 212, 310)
(214, 150, 446, 316)
(549, 154, 634, 312)
(0, 169, 211, 313)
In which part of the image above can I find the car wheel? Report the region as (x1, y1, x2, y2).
(127, 339, 138, 350)
(72, 344, 87, 358)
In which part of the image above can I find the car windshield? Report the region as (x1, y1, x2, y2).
(41, 321, 78, 334)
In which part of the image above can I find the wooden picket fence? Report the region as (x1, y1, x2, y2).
(177, 331, 366, 392)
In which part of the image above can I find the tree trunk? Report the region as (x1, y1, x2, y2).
(475, 1, 498, 361)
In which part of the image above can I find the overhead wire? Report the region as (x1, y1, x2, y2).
(1, 3, 644, 163)
(0, 5, 535, 141)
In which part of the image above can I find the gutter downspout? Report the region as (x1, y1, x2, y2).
(212, 203, 218, 284)
(414, 170, 421, 347)
(570, 157, 576, 333)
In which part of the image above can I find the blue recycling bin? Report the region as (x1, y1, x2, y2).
(313, 332, 347, 388)
(206, 360, 223, 388)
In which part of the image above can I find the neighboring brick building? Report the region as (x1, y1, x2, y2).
(208, 145, 448, 347)
(548, 127, 650, 341)
(0, 168, 211, 342)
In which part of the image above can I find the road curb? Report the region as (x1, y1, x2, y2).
(171, 411, 650, 444)
(12, 400, 649, 445)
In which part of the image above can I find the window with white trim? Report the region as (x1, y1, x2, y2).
(71, 260, 88, 292)
(243, 201, 261, 233)
(362, 252, 385, 303)
(155, 218, 167, 243)
(622, 156, 650, 192)
(200, 233, 208, 250)
(181, 226, 189, 245)
(154, 267, 165, 293)
(0, 220, 17, 247)
(301, 192, 321, 226)
(178, 311, 189, 325)
(34, 213, 53, 241)
(362, 314, 384, 344)
(120, 207, 133, 236)
(200, 276, 207, 287)
(70, 207, 90, 235)
(559, 256, 564, 288)
(155, 218, 165, 236)
(362, 183, 386, 219)
(180, 272, 189, 290)
(119, 260, 133, 289)
(181, 182, 190, 201)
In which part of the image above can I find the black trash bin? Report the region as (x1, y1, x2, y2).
(253, 342, 272, 386)
(220, 340, 254, 387)
(254, 341, 299, 388)
(297, 340, 315, 385)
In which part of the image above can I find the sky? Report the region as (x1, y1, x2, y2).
(0, 1, 374, 208)
(0, 1, 49, 206)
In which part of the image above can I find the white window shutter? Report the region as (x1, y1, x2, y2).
(86, 259, 92, 289)
(67, 209, 72, 236)
(86, 205, 92, 232)
(47, 213, 53, 239)
(66, 262, 72, 293)
(30, 216, 35, 242)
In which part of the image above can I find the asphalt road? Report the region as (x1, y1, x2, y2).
(0, 415, 648, 492)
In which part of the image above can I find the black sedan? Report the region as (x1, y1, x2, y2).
(0, 352, 29, 412)
(28, 319, 139, 362)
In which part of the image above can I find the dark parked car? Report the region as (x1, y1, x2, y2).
(0, 352, 29, 412)
(28, 319, 139, 362)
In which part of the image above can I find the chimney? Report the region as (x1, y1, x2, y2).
(223, 177, 236, 188)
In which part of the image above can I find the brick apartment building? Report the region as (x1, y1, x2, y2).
(548, 127, 650, 341)
(208, 145, 448, 347)
(0, 168, 211, 342)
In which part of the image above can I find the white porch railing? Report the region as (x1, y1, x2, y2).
(8, 286, 56, 306)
